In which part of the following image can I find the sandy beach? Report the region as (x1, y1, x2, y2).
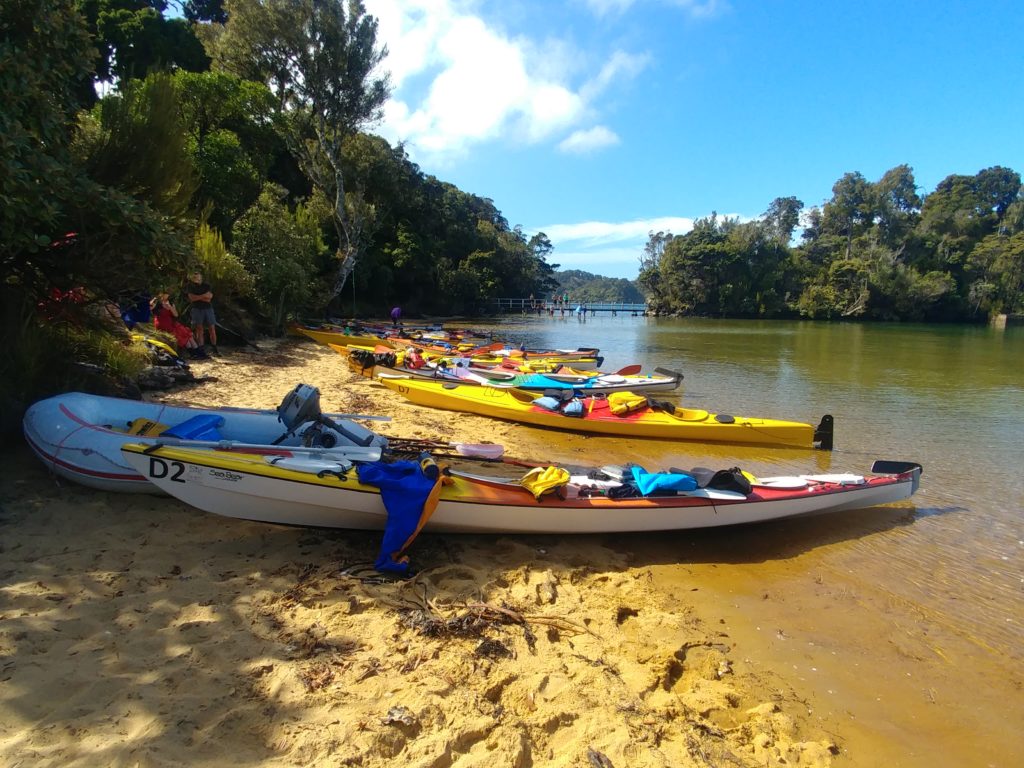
(2, 337, 848, 767)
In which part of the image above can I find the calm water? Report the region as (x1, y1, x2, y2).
(463, 314, 1024, 764)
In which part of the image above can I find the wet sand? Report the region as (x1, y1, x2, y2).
(2, 336, 1016, 766)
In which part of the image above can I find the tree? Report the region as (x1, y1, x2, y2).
(821, 172, 872, 259)
(171, 70, 280, 233)
(2, 0, 193, 409)
(555, 270, 645, 304)
(2, 0, 96, 272)
(966, 232, 1024, 315)
(184, 0, 226, 23)
(763, 196, 803, 244)
(231, 183, 326, 332)
(75, 73, 198, 218)
(74, 0, 209, 96)
(212, 0, 390, 304)
(872, 165, 921, 244)
(637, 230, 674, 306)
(2, 0, 190, 302)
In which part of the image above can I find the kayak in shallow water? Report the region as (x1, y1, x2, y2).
(377, 376, 833, 449)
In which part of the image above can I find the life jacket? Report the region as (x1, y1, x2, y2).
(607, 392, 648, 415)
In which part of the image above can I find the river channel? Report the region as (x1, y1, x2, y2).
(468, 314, 1023, 767)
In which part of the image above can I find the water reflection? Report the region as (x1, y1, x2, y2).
(465, 315, 1024, 665)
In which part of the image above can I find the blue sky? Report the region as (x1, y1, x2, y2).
(367, 0, 1024, 279)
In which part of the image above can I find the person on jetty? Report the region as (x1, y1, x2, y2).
(187, 271, 218, 354)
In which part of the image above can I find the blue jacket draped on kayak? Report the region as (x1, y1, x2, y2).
(357, 460, 442, 574)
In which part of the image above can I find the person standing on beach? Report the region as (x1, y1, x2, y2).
(151, 289, 207, 358)
(390, 306, 402, 327)
(187, 271, 218, 354)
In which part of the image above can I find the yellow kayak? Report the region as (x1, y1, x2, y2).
(379, 377, 832, 449)
(296, 326, 393, 348)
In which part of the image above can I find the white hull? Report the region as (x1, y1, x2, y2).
(123, 448, 920, 534)
(374, 365, 683, 394)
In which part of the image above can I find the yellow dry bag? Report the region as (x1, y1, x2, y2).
(520, 466, 570, 500)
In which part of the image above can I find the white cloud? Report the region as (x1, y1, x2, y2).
(580, 50, 650, 102)
(583, 0, 727, 19)
(367, 0, 647, 164)
(550, 245, 648, 278)
(541, 216, 697, 245)
(530, 216, 698, 278)
(558, 126, 620, 154)
(536, 213, 746, 277)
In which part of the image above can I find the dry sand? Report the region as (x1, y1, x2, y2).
(1, 337, 841, 767)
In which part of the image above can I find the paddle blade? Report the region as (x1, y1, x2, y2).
(454, 443, 505, 459)
(467, 341, 505, 355)
(870, 460, 923, 476)
(616, 364, 643, 375)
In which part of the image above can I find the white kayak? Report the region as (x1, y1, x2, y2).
(22, 385, 388, 493)
(121, 443, 923, 534)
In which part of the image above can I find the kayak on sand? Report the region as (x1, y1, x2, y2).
(122, 443, 920, 534)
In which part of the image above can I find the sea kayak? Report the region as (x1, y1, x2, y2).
(122, 443, 919, 533)
(378, 377, 833, 449)
(338, 345, 685, 394)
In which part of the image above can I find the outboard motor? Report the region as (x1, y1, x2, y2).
(273, 383, 379, 448)
(277, 383, 324, 433)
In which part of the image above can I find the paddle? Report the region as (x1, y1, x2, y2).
(214, 321, 261, 350)
(463, 341, 507, 356)
(616, 364, 643, 375)
(142, 433, 504, 462)
(383, 436, 505, 460)
(143, 436, 383, 462)
(653, 366, 684, 381)
(213, 404, 391, 422)
(870, 460, 923, 475)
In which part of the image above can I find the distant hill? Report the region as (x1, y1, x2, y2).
(552, 270, 645, 304)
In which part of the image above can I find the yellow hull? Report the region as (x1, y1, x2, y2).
(379, 377, 819, 448)
(296, 327, 396, 348)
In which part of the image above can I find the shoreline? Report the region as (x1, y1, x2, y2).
(1, 337, 844, 766)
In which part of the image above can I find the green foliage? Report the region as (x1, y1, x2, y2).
(7, 0, 1023, 409)
(75, 0, 209, 90)
(231, 184, 326, 332)
(77, 73, 198, 217)
(438, 267, 482, 316)
(189, 129, 263, 230)
(555, 270, 645, 304)
(184, 0, 226, 23)
(193, 220, 254, 300)
(212, 0, 391, 300)
(2, 0, 96, 271)
(795, 259, 869, 319)
(171, 70, 280, 234)
(642, 214, 777, 316)
(0, 287, 149, 426)
(966, 232, 1024, 315)
(1, 0, 196, 409)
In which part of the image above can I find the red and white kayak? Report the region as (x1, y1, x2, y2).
(122, 443, 922, 533)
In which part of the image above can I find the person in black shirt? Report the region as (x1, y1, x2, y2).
(187, 271, 218, 353)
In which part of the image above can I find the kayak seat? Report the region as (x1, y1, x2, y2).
(666, 408, 710, 422)
(162, 413, 225, 441)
